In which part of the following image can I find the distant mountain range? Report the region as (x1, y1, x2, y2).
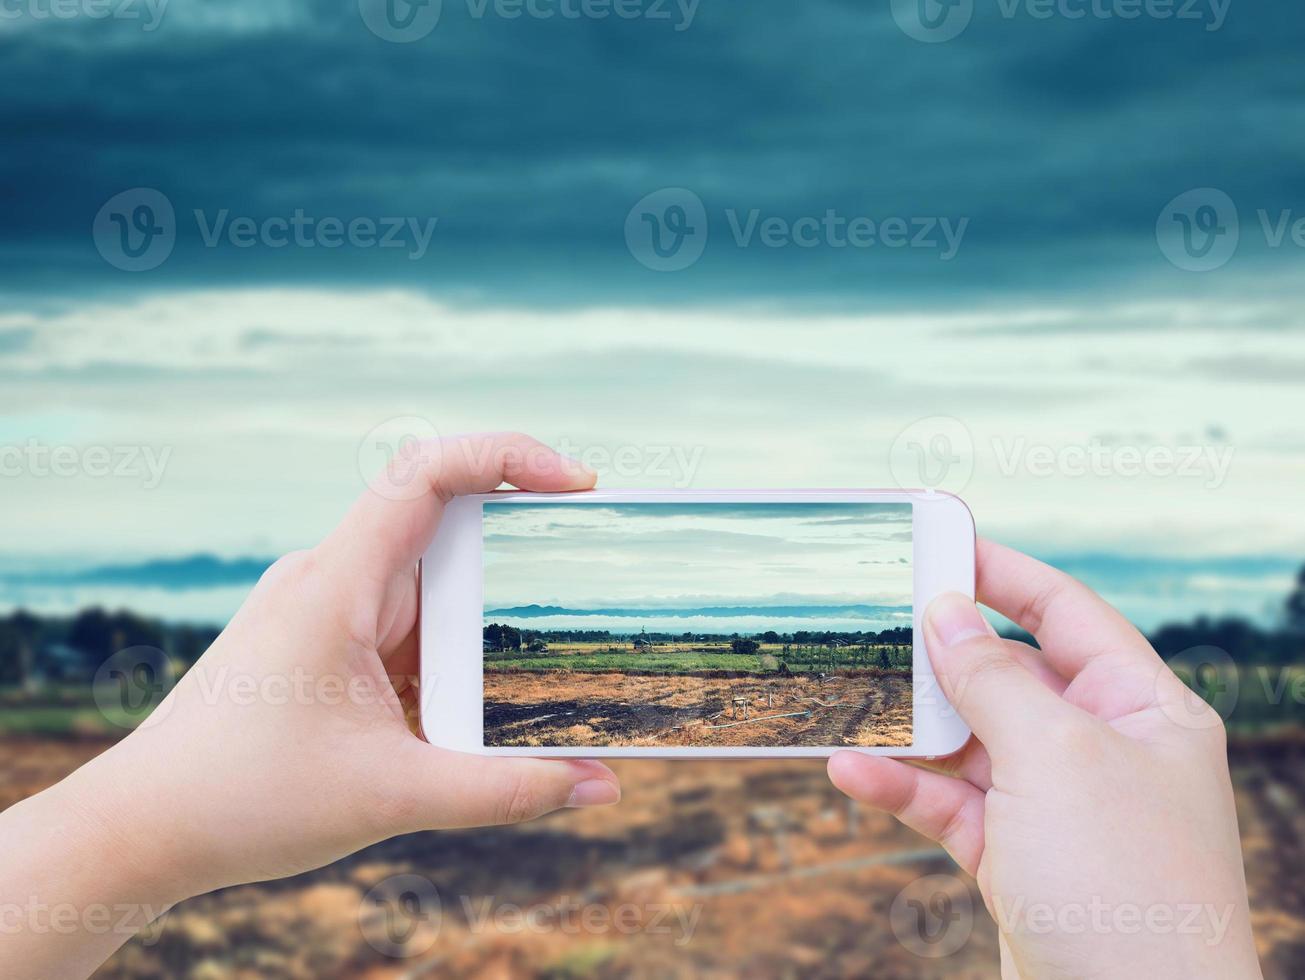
(485, 603, 912, 619)
(1, 555, 273, 591)
(0, 553, 1298, 632)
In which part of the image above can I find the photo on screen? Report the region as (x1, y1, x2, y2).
(482, 502, 913, 748)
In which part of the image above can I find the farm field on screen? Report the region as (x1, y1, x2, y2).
(481, 502, 914, 748)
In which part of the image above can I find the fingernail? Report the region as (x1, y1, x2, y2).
(567, 779, 620, 808)
(927, 592, 989, 647)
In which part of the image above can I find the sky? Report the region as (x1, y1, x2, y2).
(0, 0, 1303, 630)
(481, 502, 914, 634)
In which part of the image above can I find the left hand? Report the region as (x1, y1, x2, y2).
(1, 431, 620, 980)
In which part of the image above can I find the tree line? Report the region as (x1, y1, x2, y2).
(2, 565, 1303, 688)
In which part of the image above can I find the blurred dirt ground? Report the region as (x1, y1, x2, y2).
(1, 736, 1303, 979)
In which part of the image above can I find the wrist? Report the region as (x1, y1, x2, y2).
(39, 737, 203, 910)
(0, 748, 191, 980)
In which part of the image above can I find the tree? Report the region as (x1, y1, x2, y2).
(67, 608, 165, 672)
(0, 622, 25, 687)
(1287, 565, 1305, 636)
(761, 630, 780, 644)
(731, 638, 760, 655)
(483, 623, 521, 653)
(0, 611, 41, 687)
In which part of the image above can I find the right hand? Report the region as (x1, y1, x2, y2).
(829, 539, 1261, 979)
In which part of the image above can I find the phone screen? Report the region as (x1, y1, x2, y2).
(481, 501, 913, 748)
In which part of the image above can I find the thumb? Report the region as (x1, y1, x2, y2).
(382, 743, 621, 833)
(924, 592, 1081, 760)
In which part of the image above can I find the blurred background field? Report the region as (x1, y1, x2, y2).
(2, 582, 1304, 975)
(2, 736, 1304, 978)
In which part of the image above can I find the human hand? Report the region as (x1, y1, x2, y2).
(1, 432, 620, 980)
(828, 539, 1261, 979)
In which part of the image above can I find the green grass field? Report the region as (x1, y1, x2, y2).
(0, 684, 152, 736)
(484, 641, 912, 674)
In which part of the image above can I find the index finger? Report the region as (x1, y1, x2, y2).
(976, 538, 1161, 683)
(321, 431, 596, 586)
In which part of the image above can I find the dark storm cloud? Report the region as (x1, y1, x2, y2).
(2, 0, 1304, 305)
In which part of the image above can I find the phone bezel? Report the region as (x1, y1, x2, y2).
(419, 488, 974, 759)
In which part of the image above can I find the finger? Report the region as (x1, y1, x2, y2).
(921, 734, 992, 790)
(921, 641, 1067, 792)
(828, 751, 985, 876)
(385, 746, 620, 833)
(925, 592, 1087, 761)
(976, 538, 1161, 682)
(322, 431, 596, 588)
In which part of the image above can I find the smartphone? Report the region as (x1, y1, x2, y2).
(420, 489, 974, 759)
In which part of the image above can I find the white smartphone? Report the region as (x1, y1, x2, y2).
(420, 489, 974, 759)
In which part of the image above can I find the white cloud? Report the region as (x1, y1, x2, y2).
(0, 286, 1302, 562)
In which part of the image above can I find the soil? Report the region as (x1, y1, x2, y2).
(1, 735, 1302, 978)
(483, 670, 913, 748)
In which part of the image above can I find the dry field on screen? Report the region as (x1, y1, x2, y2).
(483, 670, 913, 748)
